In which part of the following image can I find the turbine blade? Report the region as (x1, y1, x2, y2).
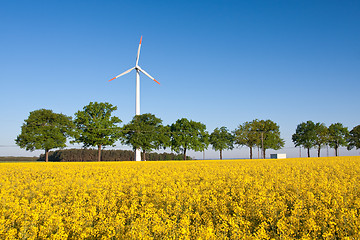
(108, 67, 135, 82)
(135, 36, 142, 66)
(138, 66, 160, 85)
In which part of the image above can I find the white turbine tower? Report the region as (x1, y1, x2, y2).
(109, 36, 160, 162)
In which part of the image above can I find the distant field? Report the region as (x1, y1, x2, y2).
(0, 156, 38, 162)
(0, 157, 359, 239)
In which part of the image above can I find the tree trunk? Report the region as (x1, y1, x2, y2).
(45, 149, 49, 162)
(220, 149, 223, 160)
(250, 147, 253, 159)
(142, 151, 146, 161)
(262, 148, 266, 159)
(98, 145, 102, 162)
(183, 148, 187, 160)
(307, 148, 310, 158)
(318, 147, 321, 157)
(335, 146, 338, 156)
(261, 132, 264, 159)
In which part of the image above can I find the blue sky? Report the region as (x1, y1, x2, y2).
(1, 0, 359, 158)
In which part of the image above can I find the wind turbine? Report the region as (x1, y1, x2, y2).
(109, 36, 160, 162)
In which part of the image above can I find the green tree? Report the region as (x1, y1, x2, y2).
(121, 113, 169, 161)
(209, 126, 234, 160)
(292, 121, 316, 157)
(170, 118, 209, 160)
(313, 122, 328, 157)
(328, 123, 349, 156)
(15, 109, 74, 162)
(73, 102, 122, 161)
(234, 121, 260, 159)
(253, 119, 284, 159)
(347, 125, 360, 150)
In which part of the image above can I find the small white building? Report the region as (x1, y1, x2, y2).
(270, 153, 286, 159)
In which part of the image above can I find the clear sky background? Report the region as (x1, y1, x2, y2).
(1, 0, 359, 159)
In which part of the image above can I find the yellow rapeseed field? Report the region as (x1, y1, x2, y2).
(0, 156, 359, 239)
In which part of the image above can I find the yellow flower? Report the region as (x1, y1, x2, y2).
(0, 157, 359, 239)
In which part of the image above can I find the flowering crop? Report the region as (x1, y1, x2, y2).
(0, 157, 359, 239)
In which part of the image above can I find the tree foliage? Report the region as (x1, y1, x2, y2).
(234, 121, 260, 159)
(170, 118, 209, 160)
(15, 109, 73, 162)
(347, 125, 360, 150)
(72, 102, 122, 161)
(210, 126, 234, 160)
(121, 113, 169, 160)
(328, 123, 349, 156)
(292, 121, 316, 157)
(252, 119, 284, 159)
(313, 122, 328, 157)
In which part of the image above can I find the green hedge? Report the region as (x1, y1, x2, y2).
(38, 149, 191, 162)
(0, 157, 38, 162)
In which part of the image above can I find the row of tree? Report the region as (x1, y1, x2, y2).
(292, 121, 360, 157)
(15, 102, 284, 162)
(16, 102, 360, 162)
